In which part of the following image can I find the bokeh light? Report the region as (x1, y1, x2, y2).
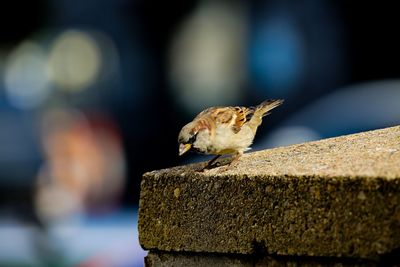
(262, 126, 321, 148)
(250, 14, 304, 96)
(169, 0, 246, 113)
(36, 108, 126, 223)
(4, 41, 51, 109)
(48, 30, 101, 91)
(280, 80, 400, 135)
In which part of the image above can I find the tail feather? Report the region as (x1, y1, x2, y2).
(256, 99, 284, 117)
(248, 99, 284, 132)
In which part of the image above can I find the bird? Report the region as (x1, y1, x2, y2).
(178, 99, 284, 170)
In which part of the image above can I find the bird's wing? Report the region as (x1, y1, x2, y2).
(231, 106, 255, 133)
(194, 100, 283, 135)
(196, 106, 255, 134)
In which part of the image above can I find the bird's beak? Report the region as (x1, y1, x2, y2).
(179, 143, 191, 156)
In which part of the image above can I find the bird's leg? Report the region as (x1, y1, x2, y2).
(200, 155, 222, 171)
(218, 151, 243, 172)
(230, 151, 243, 166)
(208, 154, 222, 167)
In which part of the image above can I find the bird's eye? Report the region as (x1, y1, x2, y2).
(188, 133, 198, 144)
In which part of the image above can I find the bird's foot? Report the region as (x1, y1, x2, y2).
(197, 155, 222, 172)
(216, 152, 242, 172)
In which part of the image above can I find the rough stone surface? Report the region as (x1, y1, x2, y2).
(145, 251, 253, 267)
(145, 251, 380, 267)
(139, 126, 400, 259)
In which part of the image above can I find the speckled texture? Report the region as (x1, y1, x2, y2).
(139, 126, 400, 259)
(145, 252, 253, 267)
(145, 251, 379, 267)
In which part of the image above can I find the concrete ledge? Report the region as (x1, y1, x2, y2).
(145, 251, 385, 267)
(139, 126, 400, 259)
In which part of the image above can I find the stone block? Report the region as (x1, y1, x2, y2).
(139, 126, 400, 259)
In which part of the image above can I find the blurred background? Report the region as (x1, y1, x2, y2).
(0, 0, 399, 266)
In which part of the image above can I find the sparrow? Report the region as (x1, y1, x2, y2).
(178, 99, 284, 170)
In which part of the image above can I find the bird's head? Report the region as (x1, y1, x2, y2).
(178, 122, 198, 156)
